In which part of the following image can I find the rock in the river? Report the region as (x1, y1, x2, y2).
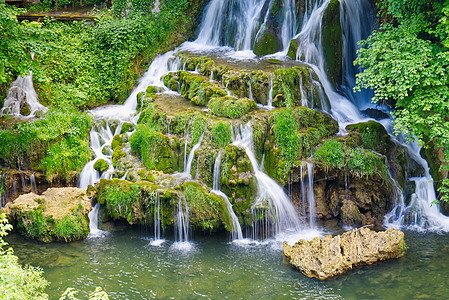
(283, 227, 405, 280)
(2, 187, 91, 242)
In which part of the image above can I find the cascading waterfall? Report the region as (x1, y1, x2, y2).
(300, 161, 316, 228)
(1, 72, 48, 118)
(87, 203, 107, 238)
(174, 195, 190, 244)
(79, 51, 182, 236)
(210, 150, 244, 240)
(339, 0, 377, 108)
(184, 131, 205, 176)
(149, 192, 165, 246)
(232, 123, 303, 239)
(292, 0, 366, 132)
(30, 173, 37, 194)
(193, 0, 297, 53)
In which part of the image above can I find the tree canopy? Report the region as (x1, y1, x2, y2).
(355, 0, 449, 202)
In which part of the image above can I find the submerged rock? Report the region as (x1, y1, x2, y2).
(283, 227, 405, 280)
(2, 187, 91, 242)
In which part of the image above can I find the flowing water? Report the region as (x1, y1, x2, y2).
(210, 150, 244, 240)
(6, 229, 449, 299)
(1, 72, 48, 118)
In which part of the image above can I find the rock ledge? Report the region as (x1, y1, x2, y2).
(283, 227, 405, 279)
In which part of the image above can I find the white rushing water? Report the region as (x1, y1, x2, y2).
(210, 150, 244, 241)
(232, 123, 303, 238)
(193, 0, 297, 53)
(149, 192, 165, 246)
(1, 72, 48, 118)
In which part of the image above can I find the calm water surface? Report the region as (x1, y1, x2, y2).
(6, 229, 449, 299)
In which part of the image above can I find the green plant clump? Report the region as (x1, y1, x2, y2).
(209, 97, 257, 119)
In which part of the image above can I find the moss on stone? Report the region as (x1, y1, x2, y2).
(209, 96, 257, 119)
(94, 159, 109, 174)
(322, 0, 343, 87)
(253, 31, 282, 56)
(183, 181, 225, 232)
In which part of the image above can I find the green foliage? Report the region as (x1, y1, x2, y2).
(0, 4, 32, 86)
(94, 159, 109, 174)
(272, 109, 301, 168)
(211, 121, 232, 148)
(314, 140, 345, 171)
(0, 214, 49, 299)
(191, 113, 207, 144)
(355, 0, 449, 201)
(183, 182, 223, 232)
(131, 126, 176, 171)
(54, 212, 89, 242)
(347, 148, 387, 178)
(104, 183, 141, 222)
(208, 97, 257, 119)
(0, 109, 92, 182)
(314, 140, 388, 179)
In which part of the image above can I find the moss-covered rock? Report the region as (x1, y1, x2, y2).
(183, 181, 226, 232)
(249, 71, 270, 105)
(322, 0, 343, 87)
(94, 159, 109, 174)
(222, 71, 250, 98)
(254, 31, 282, 56)
(120, 122, 134, 134)
(220, 145, 257, 221)
(209, 96, 257, 119)
(3, 188, 91, 242)
(164, 71, 228, 106)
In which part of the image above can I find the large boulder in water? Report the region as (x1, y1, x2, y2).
(283, 227, 405, 279)
(2, 187, 91, 243)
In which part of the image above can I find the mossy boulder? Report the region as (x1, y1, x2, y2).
(220, 145, 257, 220)
(96, 179, 178, 226)
(3, 188, 91, 242)
(209, 96, 257, 119)
(183, 181, 226, 232)
(254, 31, 282, 56)
(94, 159, 109, 174)
(322, 0, 343, 87)
(250, 71, 270, 105)
(120, 122, 134, 134)
(221, 71, 250, 98)
(264, 107, 339, 184)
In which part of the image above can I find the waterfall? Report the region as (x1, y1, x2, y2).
(339, 0, 377, 109)
(87, 203, 107, 238)
(1, 72, 48, 118)
(306, 162, 316, 228)
(300, 161, 316, 227)
(184, 132, 205, 176)
(193, 0, 297, 53)
(232, 123, 303, 239)
(383, 139, 449, 232)
(174, 195, 190, 243)
(149, 192, 165, 246)
(266, 76, 274, 109)
(211, 150, 244, 240)
(30, 173, 37, 194)
(292, 0, 365, 132)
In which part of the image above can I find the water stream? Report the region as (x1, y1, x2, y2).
(210, 150, 244, 241)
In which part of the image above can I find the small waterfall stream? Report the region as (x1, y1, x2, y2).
(210, 150, 244, 241)
(173, 195, 192, 250)
(232, 123, 303, 239)
(1, 72, 48, 118)
(149, 192, 165, 246)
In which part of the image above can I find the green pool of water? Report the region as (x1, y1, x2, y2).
(6, 229, 449, 299)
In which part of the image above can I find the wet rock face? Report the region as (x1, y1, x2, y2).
(283, 227, 405, 280)
(2, 187, 91, 242)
